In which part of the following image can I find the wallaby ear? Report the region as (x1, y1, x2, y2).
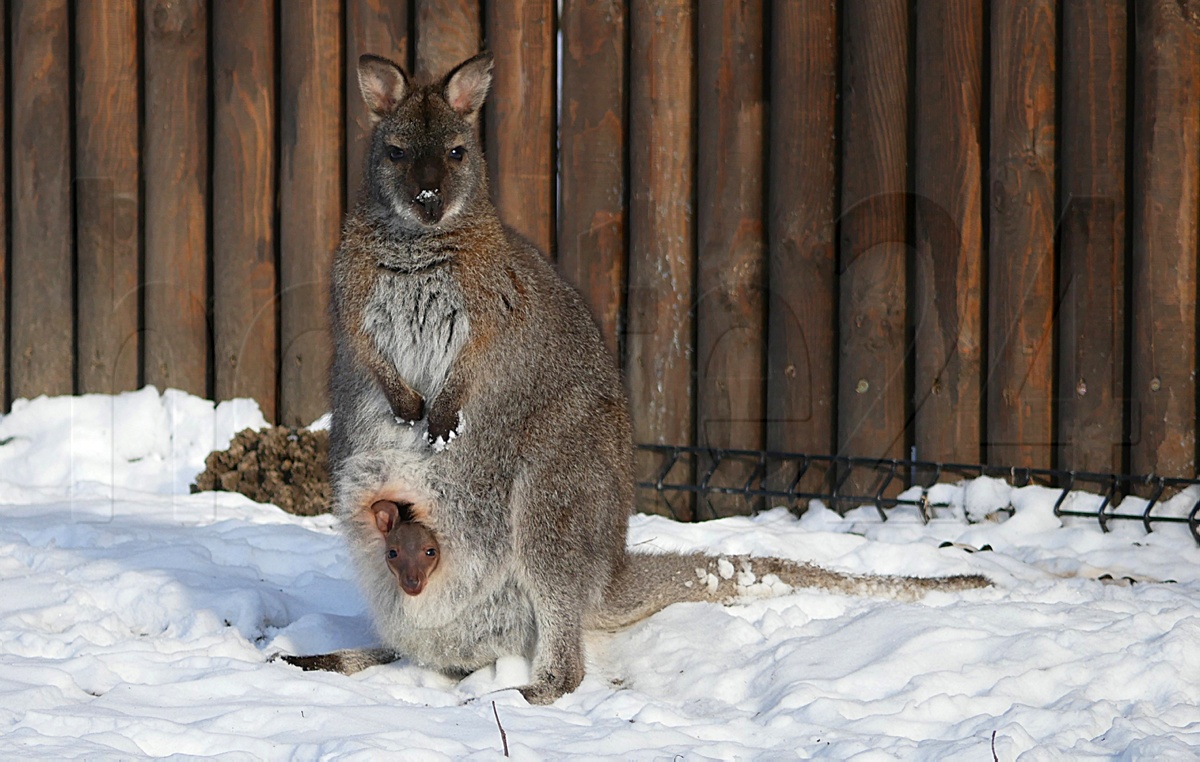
(443, 52, 494, 118)
(358, 54, 409, 121)
(371, 500, 400, 534)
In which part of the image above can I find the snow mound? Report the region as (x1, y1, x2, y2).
(2, 389, 1200, 757)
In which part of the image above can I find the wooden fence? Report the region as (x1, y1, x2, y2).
(1, 0, 1199, 517)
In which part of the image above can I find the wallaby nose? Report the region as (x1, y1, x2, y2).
(412, 189, 443, 221)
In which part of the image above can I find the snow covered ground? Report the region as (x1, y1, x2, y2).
(2, 388, 1199, 758)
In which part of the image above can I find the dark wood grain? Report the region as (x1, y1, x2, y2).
(769, 0, 837, 458)
(143, 0, 209, 397)
(627, 0, 695, 519)
(75, 0, 140, 396)
(10, 0, 74, 399)
(1058, 0, 1128, 474)
(987, 0, 1057, 469)
(347, 0, 409, 201)
(485, 0, 556, 256)
(0, 0, 5, 409)
(837, 0, 905, 483)
(280, 0, 342, 426)
(213, 0, 277, 420)
(696, 0, 766, 516)
(912, 0, 985, 464)
(558, 0, 626, 358)
(1130, 0, 1199, 477)
(413, 0, 479, 79)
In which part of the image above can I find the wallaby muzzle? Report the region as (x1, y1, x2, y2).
(412, 188, 443, 223)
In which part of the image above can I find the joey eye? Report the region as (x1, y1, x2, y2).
(448, 146, 465, 162)
(387, 145, 407, 162)
(387, 549, 398, 559)
(425, 548, 437, 557)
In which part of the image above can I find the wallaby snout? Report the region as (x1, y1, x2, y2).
(412, 188, 443, 223)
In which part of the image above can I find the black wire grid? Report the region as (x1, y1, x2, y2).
(635, 444, 1200, 545)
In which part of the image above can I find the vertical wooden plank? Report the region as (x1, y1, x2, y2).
(769, 1, 837, 463)
(414, 0, 480, 79)
(558, 0, 626, 358)
(1130, 0, 1199, 477)
(280, 0, 342, 426)
(75, 1, 139, 396)
(485, 0, 556, 256)
(1058, 0, 1128, 474)
(696, 1, 765, 516)
(144, 0, 209, 397)
(837, 0, 906, 479)
(0, 0, 9, 408)
(987, 0, 1057, 469)
(10, 0, 73, 400)
(213, 0, 276, 420)
(627, 0, 695, 518)
(346, 0, 408, 201)
(912, 0, 985, 464)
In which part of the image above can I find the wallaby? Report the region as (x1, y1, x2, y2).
(374, 499, 440, 597)
(282, 51, 990, 705)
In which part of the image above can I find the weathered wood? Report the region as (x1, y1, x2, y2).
(696, 0, 766, 517)
(413, 0, 479, 79)
(987, 0, 1057, 469)
(0, 0, 5, 410)
(769, 0, 837, 458)
(837, 0, 905, 481)
(485, 0, 556, 256)
(912, 0, 985, 464)
(143, 0, 209, 397)
(75, 0, 139, 396)
(347, 0, 408, 201)
(558, 0, 626, 358)
(627, 0, 695, 519)
(10, 0, 73, 399)
(213, 0, 276, 420)
(1130, 0, 1199, 477)
(280, 0, 342, 426)
(1058, 0, 1128, 474)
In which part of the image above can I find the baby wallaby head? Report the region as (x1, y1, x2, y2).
(372, 499, 441, 596)
(357, 51, 494, 229)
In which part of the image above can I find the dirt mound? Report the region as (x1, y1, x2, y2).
(192, 427, 332, 516)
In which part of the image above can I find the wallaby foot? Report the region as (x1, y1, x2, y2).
(518, 667, 583, 705)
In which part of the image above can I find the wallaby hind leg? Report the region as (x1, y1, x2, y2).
(510, 458, 624, 705)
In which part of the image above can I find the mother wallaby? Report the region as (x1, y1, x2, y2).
(284, 51, 988, 705)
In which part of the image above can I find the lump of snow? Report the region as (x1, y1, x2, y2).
(717, 558, 735, 580)
(964, 476, 1013, 522)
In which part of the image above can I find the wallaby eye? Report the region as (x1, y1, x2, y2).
(387, 145, 407, 162)
(448, 146, 465, 162)
(425, 548, 437, 557)
(387, 549, 398, 559)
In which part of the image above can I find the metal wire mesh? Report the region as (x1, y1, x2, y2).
(634, 444, 1200, 545)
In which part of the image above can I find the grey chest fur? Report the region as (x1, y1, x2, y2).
(363, 268, 469, 399)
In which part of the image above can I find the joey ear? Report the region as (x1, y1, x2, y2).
(358, 54, 410, 121)
(443, 51, 494, 119)
(371, 500, 400, 534)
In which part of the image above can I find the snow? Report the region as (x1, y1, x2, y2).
(3, 388, 1200, 758)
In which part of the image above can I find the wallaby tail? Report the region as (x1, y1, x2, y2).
(277, 647, 399, 675)
(588, 551, 991, 631)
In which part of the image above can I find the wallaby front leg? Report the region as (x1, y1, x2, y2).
(426, 377, 466, 449)
(378, 367, 426, 425)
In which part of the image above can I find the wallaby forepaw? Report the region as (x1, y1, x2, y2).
(426, 409, 462, 451)
(389, 390, 425, 426)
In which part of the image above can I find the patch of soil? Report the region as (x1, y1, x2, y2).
(192, 427, 332, 516)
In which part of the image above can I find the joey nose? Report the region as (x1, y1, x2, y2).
(401, 576, 425, 596)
